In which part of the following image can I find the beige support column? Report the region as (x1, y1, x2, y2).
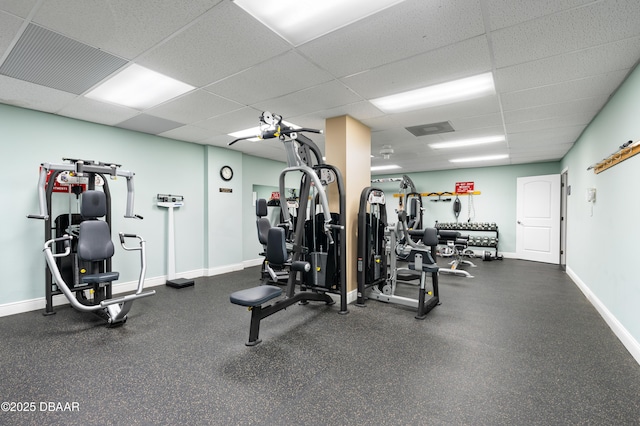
(325, 115, 371, 295)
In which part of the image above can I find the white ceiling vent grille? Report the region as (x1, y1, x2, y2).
(0, 24, 127, 95)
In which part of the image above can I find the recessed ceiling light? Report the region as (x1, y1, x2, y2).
(85, 64, 194, 110)
(449, 154, 509, 163)
(371, 164, 401, 171)
(233, 0, 405, 46)
(370, 72, 495, 113)
(430, 135, 505, 149)
(228, 121, 300, 142)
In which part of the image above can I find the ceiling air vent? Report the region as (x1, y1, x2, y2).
(0, 23, 127, 94)
(405, 121, 455, 137)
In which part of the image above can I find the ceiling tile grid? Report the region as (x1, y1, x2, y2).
(341, 35, 493, 99)
(137, 1, 291, 87)
(297, 0, 486, 78)
(0, 11, 23, 55)
(0, 0, 40, 18)
(203, 51, 335, 105)
(31, 0, 225, 59)
(0, 0, 638, 173)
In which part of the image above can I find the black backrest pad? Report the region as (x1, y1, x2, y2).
(81, 190, 107, 219)
(422, 227, 439, 246)
(256, 198, 268, 217)
(266, 227, 287, 265)
(256, 218, 270, 246)
(77, 220, 115, 261)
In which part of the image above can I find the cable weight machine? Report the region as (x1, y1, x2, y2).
(229, 112, 347, 345)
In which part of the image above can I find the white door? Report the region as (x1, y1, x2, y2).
(516, 174, 561, 264)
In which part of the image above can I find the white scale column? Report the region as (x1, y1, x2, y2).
(158, 197, 194, 288)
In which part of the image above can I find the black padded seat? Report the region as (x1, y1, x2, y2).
(230, 285, 282, 307)
(81, 271, 119, 285)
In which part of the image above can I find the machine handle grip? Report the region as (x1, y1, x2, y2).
(119, 233, 144, 250)
(43, 235, 72, 257)
(27, 214, 48, 220)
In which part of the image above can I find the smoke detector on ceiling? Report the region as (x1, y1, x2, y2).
(380, 145, 394, 160)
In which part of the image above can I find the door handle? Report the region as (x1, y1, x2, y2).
(517, 220, 522, 225)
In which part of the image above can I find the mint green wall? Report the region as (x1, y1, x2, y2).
(561, 64, 640, 342)
(0, 103, 241, 306)
(206, 145, 243, 269)
(373, 161, 560, 253)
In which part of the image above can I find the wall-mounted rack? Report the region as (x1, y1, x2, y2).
(392, 191, 481, 198)
(589, 140, 640, 174)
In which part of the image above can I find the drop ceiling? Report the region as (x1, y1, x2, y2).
(1, 0, 639, 173)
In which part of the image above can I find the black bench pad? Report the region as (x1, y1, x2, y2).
(230, 285, 282, 307)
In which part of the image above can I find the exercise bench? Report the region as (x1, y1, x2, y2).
(230, 226, 334, 346)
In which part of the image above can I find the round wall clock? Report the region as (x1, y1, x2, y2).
(220, 165, 233, 181)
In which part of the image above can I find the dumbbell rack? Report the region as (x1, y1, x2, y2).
(435, 222, 499, 254)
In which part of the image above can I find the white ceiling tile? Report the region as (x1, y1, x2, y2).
(290, 101, 385, 131)
(159, 124, 213, 143)
(0, 11, 22, 55)
(0, 0, 39, 18)
(116, 114, 184, 135)
(32, 0, 224, 59)
(450, 113, 504, 132)
(0, 75, 76, 112)
(484, 0, 594, 30)
(504, 96, 607, 124)
(58, 96, 139, 125)
(252, 80, 363, 118)
(147, 90, 243, 124)
(138, 1, 290, 86)
(508, 126, 584, 146)
(198, 106, 263, 135)
(506, 112, 594, 133)
(491, 0, 640, 68)
(204, 51, 334, 105)
(500, 70, 629, 111)
(298, 0, 485, 77)
(342, 36, 492, 99)
(496, 37, 640, 93)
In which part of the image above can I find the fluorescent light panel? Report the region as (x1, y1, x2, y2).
(449, 154, 509, 163)
(430, 135, 505, 149)
(371, 164, 401, 171)
(85, 64, 194, 110)
(371, 72, 495, 113)
(233, 0, 405, 46)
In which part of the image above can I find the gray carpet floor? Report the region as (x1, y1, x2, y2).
(1, 259, 639, 425)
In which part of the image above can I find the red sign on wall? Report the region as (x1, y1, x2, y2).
(455, 181, 475, 193)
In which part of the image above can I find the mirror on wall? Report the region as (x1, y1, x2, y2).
(252, 184, 298, 226)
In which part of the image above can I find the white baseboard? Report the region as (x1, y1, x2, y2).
(566, 266, 640, 365)
(243, 258, 263, 268)
(0, 268, 202, 318)
(206, 263, 245, 276)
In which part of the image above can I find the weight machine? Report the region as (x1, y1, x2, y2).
(28, 158, 155, 326)
(357, 187, 440, 319)
(229, 112, 347, 345)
